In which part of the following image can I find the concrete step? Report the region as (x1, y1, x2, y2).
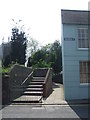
(27, 85, 43, 88)
(32, 79, 45, 82)
(25, 88, 43, 91)
(30, 82, 44, 85)
(23, 91, 43, 96)
(12, 95, 42, 103)
(33, 77, 45, 80)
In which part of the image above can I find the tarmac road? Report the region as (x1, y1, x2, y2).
(1, 104, 89, 119)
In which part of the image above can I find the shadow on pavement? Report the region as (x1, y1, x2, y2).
(1, 115, 89, 120)
(67, 99, 90, 119)
(52, 82, 61, 89)
(69, 105, 89, 119)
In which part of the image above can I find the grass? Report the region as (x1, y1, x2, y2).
(1, 67, 10, 75)
(1, 64, 15, 75)
(1, 63, 25, 75)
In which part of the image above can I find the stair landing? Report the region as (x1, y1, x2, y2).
(13, 95, 42, 103)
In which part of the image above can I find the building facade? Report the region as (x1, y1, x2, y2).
(61, 10, 90, 100)
(0, 42, 11, 61)
(0, 45, 2, 59)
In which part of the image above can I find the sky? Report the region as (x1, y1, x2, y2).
(0, 0, 89, 46)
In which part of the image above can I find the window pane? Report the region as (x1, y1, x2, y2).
(88, 74, 90, 83)
(85, 39, 88, 48)
(79, 61, 90, 83)
(88, 62, 90, 73)
(78, 28, 88, 48)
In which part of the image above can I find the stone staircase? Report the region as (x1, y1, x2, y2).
(10, 67, 52, 104)
(12, 77, 45, 104)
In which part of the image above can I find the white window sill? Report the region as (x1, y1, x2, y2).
(78, 48, 90, 51)
(80, 83, 90, 87)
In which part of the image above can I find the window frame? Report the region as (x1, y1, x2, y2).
(79, 61, 90, 85)
(78, 27, 89, 49)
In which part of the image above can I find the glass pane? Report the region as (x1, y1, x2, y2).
(81, 29, 84, 33)
(85, 39, 88, 48)
(80, 61, 89, 83)
(80, 73, 83, 83)
(88, 74, 90, 83)
(78, 39, 81, 48)
(88, 62, 90, 74)
(78, 28, 88, 48)
(80, 62, 82, 73)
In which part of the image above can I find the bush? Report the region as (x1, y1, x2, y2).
(1, 63, 15, 75)
(2, 67, 10, 75)
(52, 73, 63, 84)
(3, 55, 11, 67)
(32, 59, 51, 68)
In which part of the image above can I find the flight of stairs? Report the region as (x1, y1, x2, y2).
(12, 77, 45, 104)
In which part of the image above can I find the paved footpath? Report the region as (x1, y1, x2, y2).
(42, 83, 66, 105)
(1, 83, 90, 119)
(1, 104, 89, 119)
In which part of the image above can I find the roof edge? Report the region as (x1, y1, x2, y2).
(61, 9, 88, 12)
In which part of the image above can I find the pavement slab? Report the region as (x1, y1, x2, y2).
(13, 95, 42, 102)
(1, 104, 89, 118)
(42, 83, 67, 105)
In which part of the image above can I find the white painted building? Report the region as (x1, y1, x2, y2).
(61, 10, 90, 100)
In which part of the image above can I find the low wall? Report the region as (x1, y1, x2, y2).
(9, 64, 32, 101)
(33, 68, 48, 77)
(2, 75, 10, 105)
(9, 64, 32, 87)
(43, 69, 53, 97)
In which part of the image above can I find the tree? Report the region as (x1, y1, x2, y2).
(27, 43, 56, 69)
(28, 40, 62, 74)
(25, 37, 39, 67)
(51, 40, 62, 73)
(10, 27, 27, 64)
(3, 54, 11, 67)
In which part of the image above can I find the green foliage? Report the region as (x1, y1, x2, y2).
(32, 59, 51, 68)
(2, 54, 11, 67)
(51, 40, 62, 73)
(1, 63, 22, 75)
(1, 65, 13, 75)
(28, 40, 62, 74)
(11, 27, 27, 64)
(2, 67, 9, 75)
(28, 47, 56, 68)
(3, 22, 27, 67)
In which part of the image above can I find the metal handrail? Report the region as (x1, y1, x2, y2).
(21, 71, 33, 85)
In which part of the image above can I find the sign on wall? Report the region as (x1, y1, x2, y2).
(64, 38, 75, 41)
